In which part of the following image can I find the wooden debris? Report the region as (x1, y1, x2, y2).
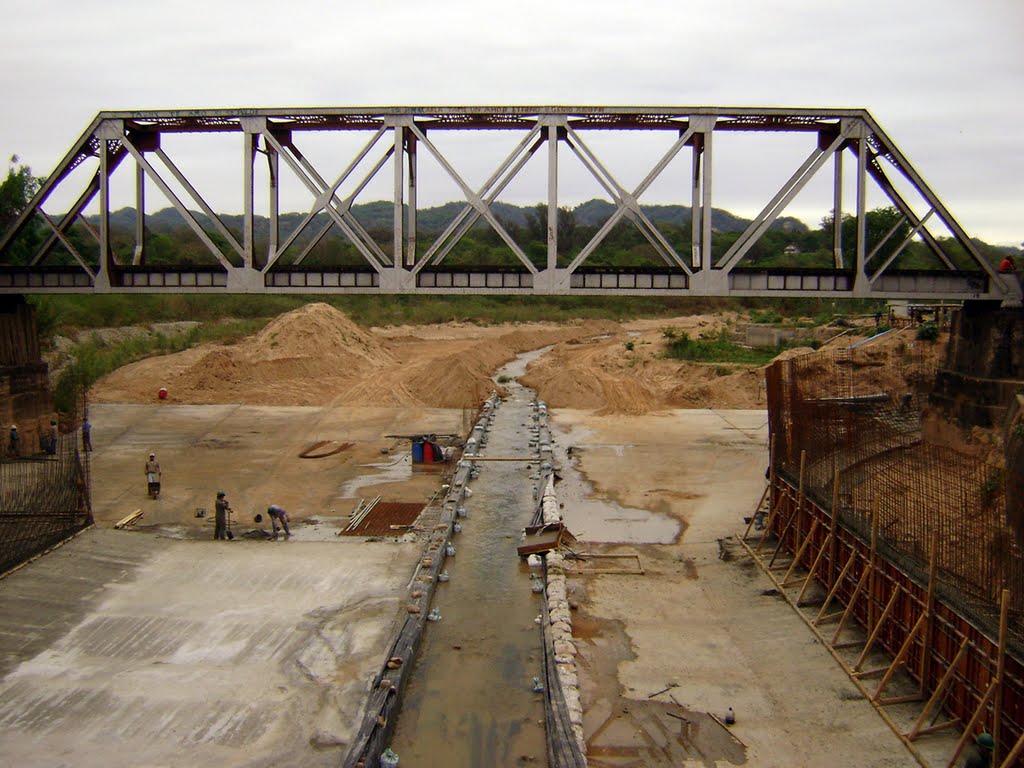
(114, 509, 144, 529)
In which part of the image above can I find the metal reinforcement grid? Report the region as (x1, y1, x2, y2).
(0, 432, 91, 575)
(765, 347, 1023, 760)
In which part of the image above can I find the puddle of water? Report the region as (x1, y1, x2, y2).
(337, 453, 412, 498)
(549, 422, 680, 544)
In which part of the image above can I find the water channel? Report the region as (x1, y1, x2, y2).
(388, 349, 550, 767)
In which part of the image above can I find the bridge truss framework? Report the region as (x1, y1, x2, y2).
(0, 106, 1015, 302)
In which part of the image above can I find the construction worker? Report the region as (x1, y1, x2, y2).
(961, 732, 994, 767)
(47, 419, 58, 454)
(214, 491, 231, 540)
(266, 504, 292, 537)
(8, 425, 18, 457)
(82, 417, 92, 452)
(145, 453, 161, 498)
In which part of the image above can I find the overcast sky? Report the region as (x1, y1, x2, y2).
(1, 0, 1021, 246)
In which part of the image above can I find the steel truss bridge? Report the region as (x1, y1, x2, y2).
(0, 106, 1018, 302)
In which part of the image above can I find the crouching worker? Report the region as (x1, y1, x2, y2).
(266, 504, 291, 538)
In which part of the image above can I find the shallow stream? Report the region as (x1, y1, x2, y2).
(388, 352, 549, 767)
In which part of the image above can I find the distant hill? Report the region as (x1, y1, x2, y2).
(100, 199, 809, 237)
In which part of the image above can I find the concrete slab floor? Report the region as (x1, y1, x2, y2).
(0, 402, 459, 766)
(551, 409, 956, 768)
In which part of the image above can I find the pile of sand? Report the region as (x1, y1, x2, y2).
(92, 303, 396, 406)
(94, 304, 938, 415)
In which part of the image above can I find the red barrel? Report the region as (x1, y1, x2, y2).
(423, 442, 434, 463)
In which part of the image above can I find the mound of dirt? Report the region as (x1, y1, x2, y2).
(92, 303, 396, 406)
(90, 305, 620, 410)
(97, 304, 924, 414)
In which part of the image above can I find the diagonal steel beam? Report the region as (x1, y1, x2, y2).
(291, 145, 395, 268)
(119, 134, 235, 271)
(564, 123, 694, 270)
(563, 124, 695, 273)
(267, 126, 389, 270)
(861, 114, 999, 282)
(407, 122, 537, 274)
(418, 127, 546, 273)
(868, 210, 936, 283)
(37, 210, 95, 278)
(286, 138, 392, 267)
(859, 152, 960, 272)
(718, 132, 847, 271)
(260, 130, 387, 270)
(154, 147, 244, 261)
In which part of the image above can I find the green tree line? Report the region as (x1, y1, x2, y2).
(2, 158, 1017, 273)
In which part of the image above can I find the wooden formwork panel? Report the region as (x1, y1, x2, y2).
(767, 476, 1023, 756)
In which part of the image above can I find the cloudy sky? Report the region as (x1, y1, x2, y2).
(1, 0, 1021, 245)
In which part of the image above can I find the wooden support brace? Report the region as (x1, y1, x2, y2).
(992, 588, 1010, 767)
(852, 667, 889, 680)
(998, 730, 1024, 768)
(755, 492, 785, 552)
(781, 519, 819, 585)
(832, 563, 872, 646)
(796, 531, 833, 606)
(742, 484, 769, 540)
(907, 637, 970, 741)
(915, 720, 959, 737)
(816, 610, 846, 625)
(834, 640, 865, 650)
(944, 681, 997, 768)
(815, 554, 855, 625)
(854, 588, 901, 672)
(873, 612, 926, 703)
(767, 450, 805, 566)
(878, 694, 924, 707)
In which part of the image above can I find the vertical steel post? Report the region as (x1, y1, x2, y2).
(691, 133, 702, 270)
(406, 133, 417, 267)
(243, 131, 255, 269)
(833, 150, 844, 268)
(267, 146, 279, 267)
(393, 124, 404, 272)
(133, 162, 145, 264)
(701, 126, 714, 272)
(547, 123, 558, 272)
(97, 138, 111, 288)
(854, 137, 867, 292)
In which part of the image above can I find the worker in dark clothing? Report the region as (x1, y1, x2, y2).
(8, 425, 19, 458)
(961, 732, 994, 767)
(47, 419, 58, 454)
(82, 418, 92, 452)
(266, 504, 292, 537)
(214, 490, 231, 540)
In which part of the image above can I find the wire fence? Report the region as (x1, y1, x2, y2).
(0, 417, 91, 576)
(767, 345, 1024, 650)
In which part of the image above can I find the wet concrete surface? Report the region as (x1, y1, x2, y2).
(0, 528, 419, 767)
(388, 358, 548, 767)
(0, 401, 451, 767)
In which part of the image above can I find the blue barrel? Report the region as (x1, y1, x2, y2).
(412, 440, 424, 463)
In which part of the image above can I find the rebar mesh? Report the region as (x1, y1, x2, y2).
(768, 347, 1024, 648)
(0, 431, 91, 574)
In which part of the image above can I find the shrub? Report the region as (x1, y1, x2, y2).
(916, 321, 939, 341)
(624, 341, 635, 351)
